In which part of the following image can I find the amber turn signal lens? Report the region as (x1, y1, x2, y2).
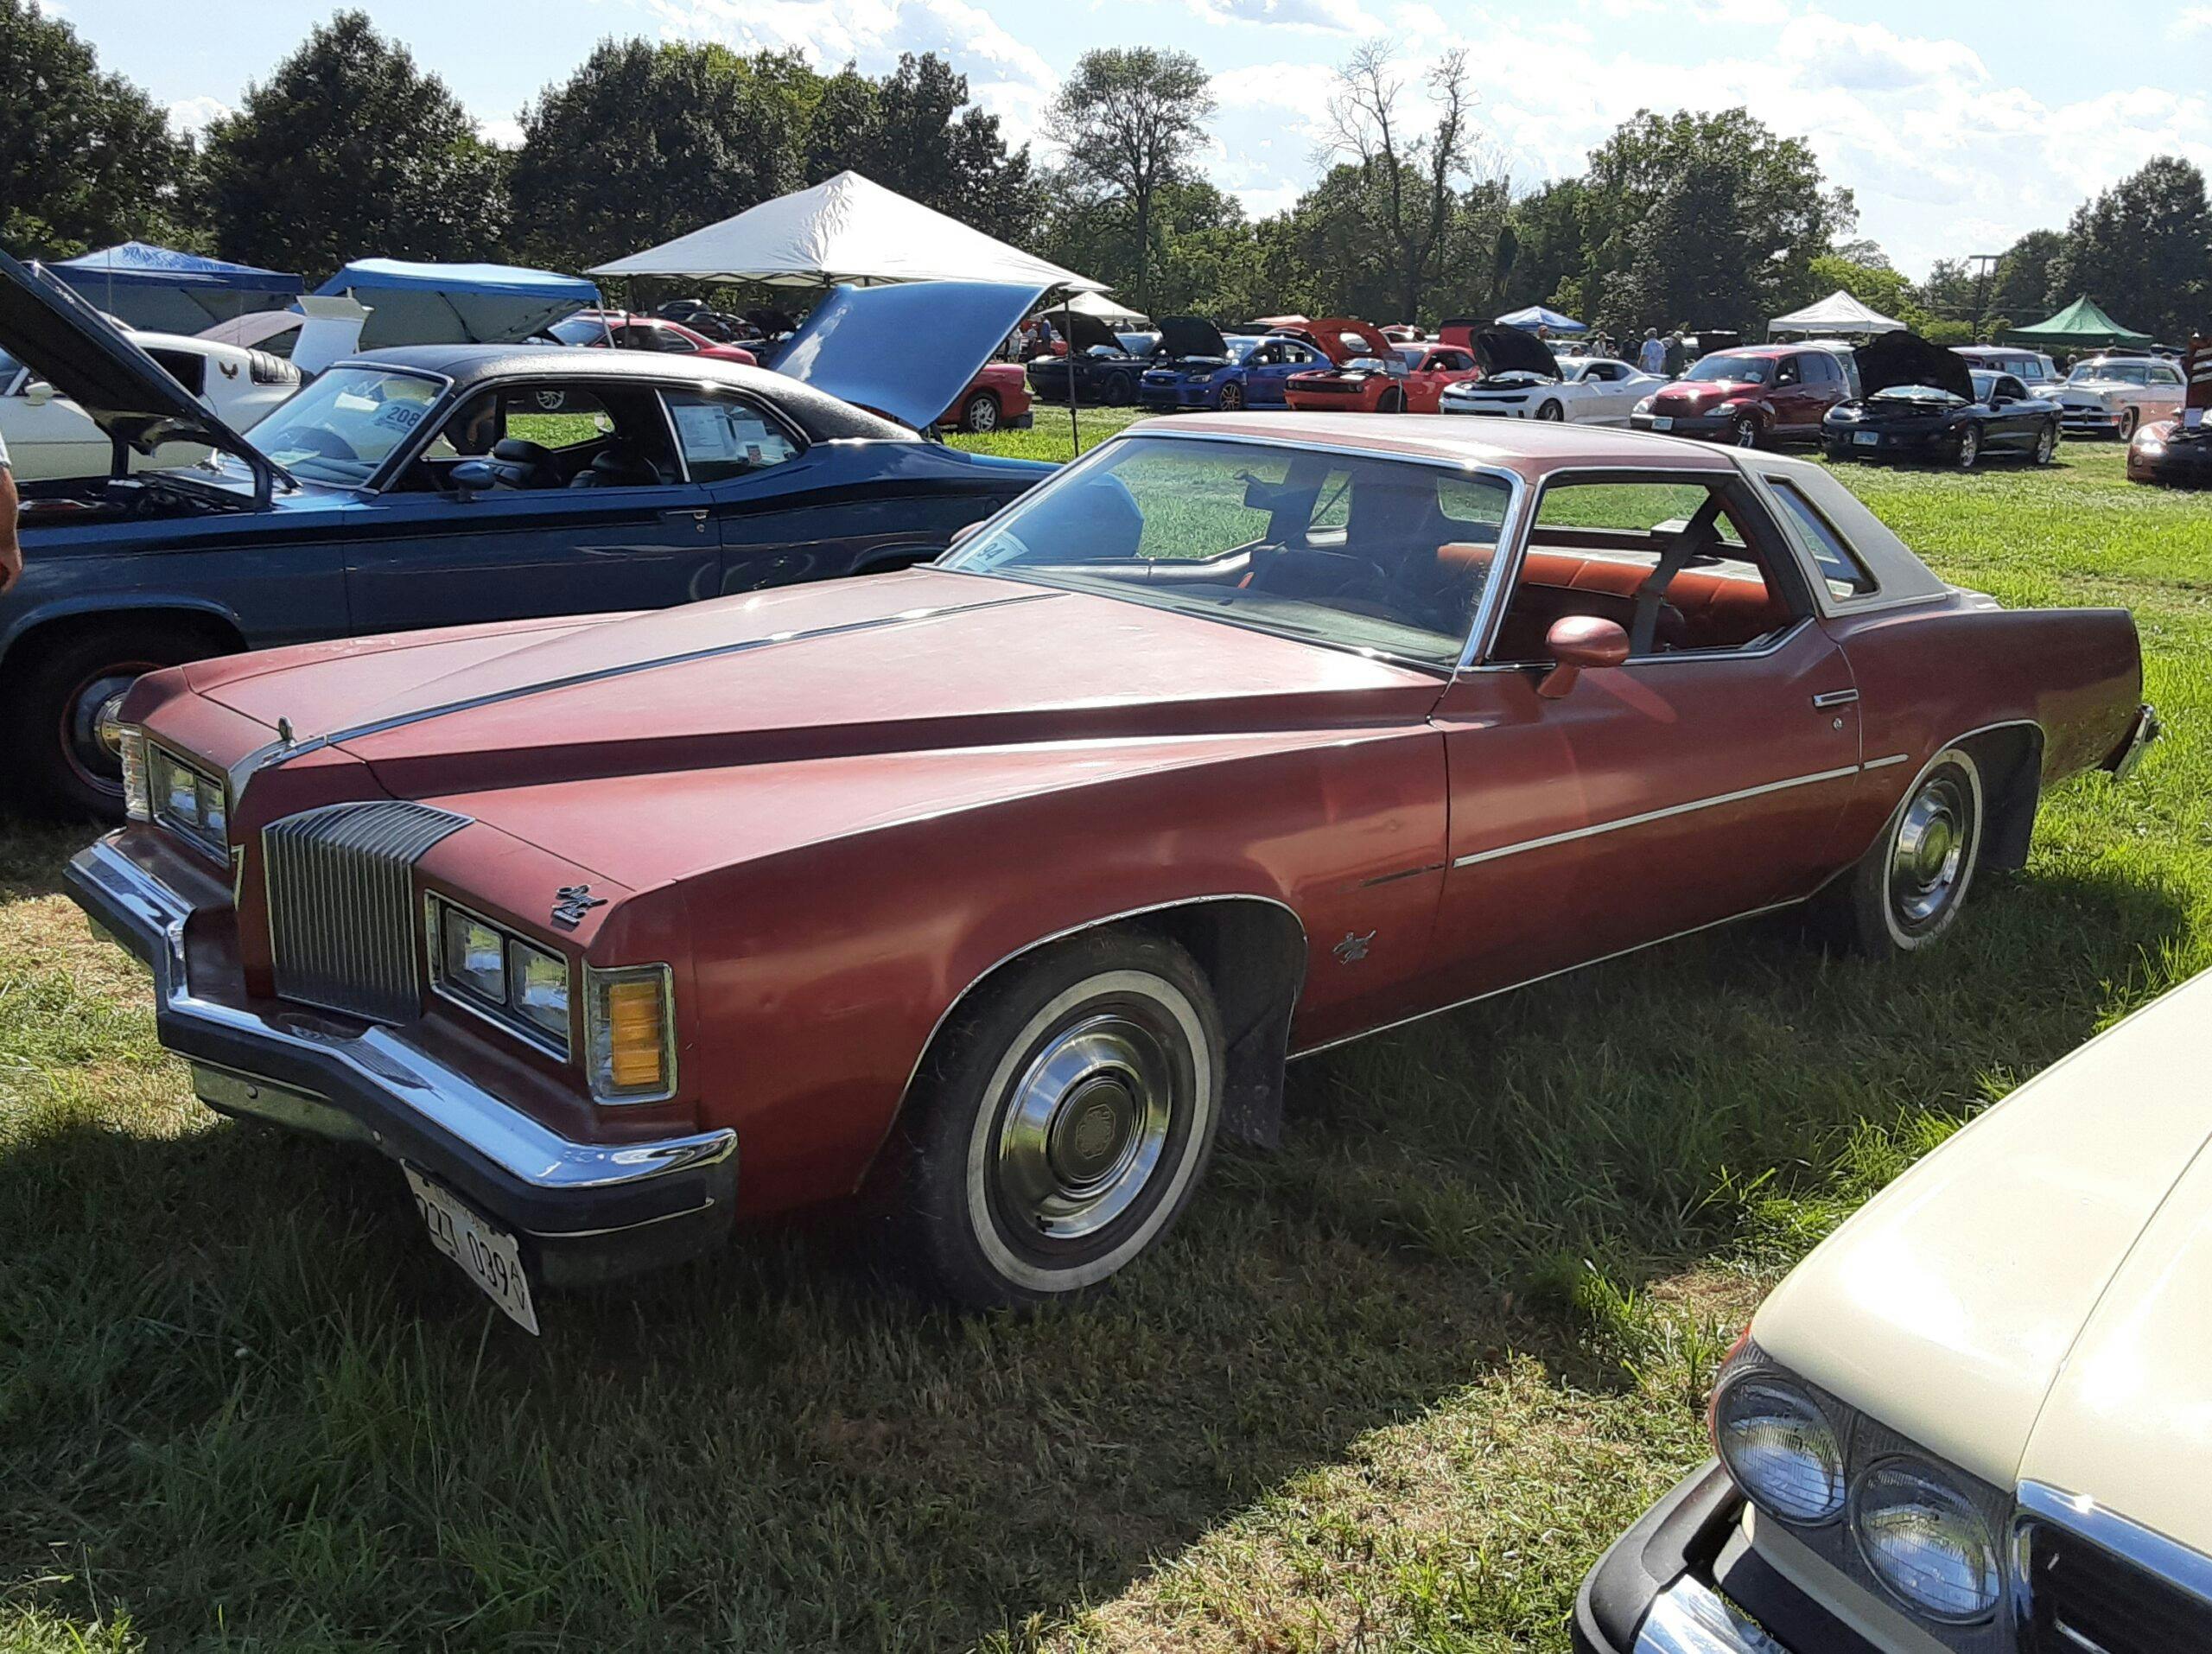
(585, 964, 675, 1103)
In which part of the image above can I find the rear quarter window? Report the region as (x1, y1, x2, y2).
(1764, 476, 1878, 598)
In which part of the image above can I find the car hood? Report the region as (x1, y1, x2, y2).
(1752, 971, 2212, 1549)
(1155, 315, 1229, 361)
(1296, 317, 1393, 366)
(771, 279, 1046, 430)
(1472, 326, 1559, 381)
(194, 569, 1440, 882)
(0, 248, 283, 494)
(1055, 309, 1124, 354)
(1654, 379, 1755, 405)
(1854, 331, 1973, 400)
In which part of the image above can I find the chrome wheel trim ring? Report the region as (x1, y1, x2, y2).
(2037, 424, 2056, 463)
(964, 970, 1215, 1290)
(60, 665, 155, 793)
(1957, 426, 1979, 468)
(1888, 762, 1979, 933)
(1732, 416, 1758, 448)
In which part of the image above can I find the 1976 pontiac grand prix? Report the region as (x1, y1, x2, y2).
(69, 416, 2158, 1326)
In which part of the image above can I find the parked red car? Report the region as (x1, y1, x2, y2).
(1287, 321, 1482, 413)
(943, 361, 1033, 434)
(549, 310, 758, 366)
(1630, 343, 1855, 447)
(73, 416, 2153, 1324)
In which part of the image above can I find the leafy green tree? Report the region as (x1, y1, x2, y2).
(1047, 48, 1216, 312)
(511, 39, 816, 272)
(200, 12, 508, 276)
(1318, 43, 1476, 324)
(1499, 178, 1590, 317)
(1808, 252, 1929, 329)
(2048, 156, 2212, 342)
(1990, 228, 2064, 325)
(801, 53, 1037, 239)
(0, 0, 197, 258)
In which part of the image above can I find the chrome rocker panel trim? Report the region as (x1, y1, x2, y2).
(67, 833, 735, 1280)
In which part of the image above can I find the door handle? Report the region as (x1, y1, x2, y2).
(662, 508, 710, 531)
(1811, 689, 1859, 709)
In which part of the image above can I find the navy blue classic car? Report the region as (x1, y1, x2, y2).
(1821, 330, 2063, 469)
(0, 255, 1052, 812)
(1025, 310, 1159, 406)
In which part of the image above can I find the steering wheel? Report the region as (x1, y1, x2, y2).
(289, 426, 359, 462)
(1243, 547, 1393, 605)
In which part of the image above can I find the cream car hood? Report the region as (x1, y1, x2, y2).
(1752, 971, 2212, 1551)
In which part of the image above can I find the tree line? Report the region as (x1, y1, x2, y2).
(5, 0, 2207, 344)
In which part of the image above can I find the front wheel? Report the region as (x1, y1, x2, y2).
(1955, 424, 1981, 469)
(1099, 372, 1133, 406)
(2035, 422, 2058, 465)
(1536, 399, 1565, 422)
(2, 621, 226, 817)
(887, 932, 1224, 1307)
(1217, 382, 1246, 412)
(958, 393, 1000, 434)
(1812, 748, 1986, 958)
(2116, 407, 2139, 442)
(1729, 413, 1761, 448)
(1378, 388, 1407, 413)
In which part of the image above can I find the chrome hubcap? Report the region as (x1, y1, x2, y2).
(995, 1012, 1176, 1241)
(62, 668, 149, 789)
(1890, 776, 1970, 926)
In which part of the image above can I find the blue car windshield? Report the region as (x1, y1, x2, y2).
(247, 367, 449, 487)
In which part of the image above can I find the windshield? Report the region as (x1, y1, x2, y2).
(1683, 354, 1771, 384)
(1970, 372, 1999, 400)
(2072, 360, 2151, 385)
(942, 435, 1512, 670)
(0, 347, 21, 385)
(246, 366, 448, 487)
(550, 316, 613, 346)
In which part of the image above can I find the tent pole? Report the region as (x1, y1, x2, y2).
(1059, 299, 1080, 459)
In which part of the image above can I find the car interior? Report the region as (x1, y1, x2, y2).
(400, 384, 683, 493)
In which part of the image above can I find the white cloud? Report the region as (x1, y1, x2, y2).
(1184, 0, 1376, 32)
(476, 114, 526, 149)
(1772, 15, 1985, 93)
(167, 94, 232, 136)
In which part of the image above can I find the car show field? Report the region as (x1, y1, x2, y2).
(2, 439, 2204, 1651)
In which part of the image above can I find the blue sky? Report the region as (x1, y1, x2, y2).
(54, 0, 2212, 280)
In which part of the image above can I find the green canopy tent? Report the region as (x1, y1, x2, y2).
(1999, 296, 2154, 353)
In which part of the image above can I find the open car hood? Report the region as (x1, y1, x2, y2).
(1855, 331, 1973, 401)
(1295, 317, 1393, 366)
(772, 279, 1047, 429)
(1155, 315, 1230, 362)
(2185, 336, 2212, 417)
(1055, 309, 1126, 355)
(0, 248, 283, 495)
(1436, 317, 1483, 350)
(1473, 326, 1560, 381)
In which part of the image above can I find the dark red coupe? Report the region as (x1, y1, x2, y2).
(72, 417, 2155, 1326)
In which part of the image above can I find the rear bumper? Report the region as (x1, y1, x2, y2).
(2105, 702, 2162, 780)
(66, 831, 737, 1287)
(1574, 1461, 1879, 1654)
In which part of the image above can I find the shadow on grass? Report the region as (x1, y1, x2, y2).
(0, 856, 2190, 1651)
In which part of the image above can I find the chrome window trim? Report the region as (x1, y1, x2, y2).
(423, 891, 575, 1063)
(941, 424, 1528, 679)
(583, 960, 679, 1105)
(1462, 614, 1814, 673)
(2014, 1480, 2212, 1624)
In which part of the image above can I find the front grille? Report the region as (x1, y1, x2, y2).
(264, 801, 470, 1023)
(2021, 1518, 2212, 1652)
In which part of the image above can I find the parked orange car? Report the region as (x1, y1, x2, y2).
(1286, 320, 1482, 413)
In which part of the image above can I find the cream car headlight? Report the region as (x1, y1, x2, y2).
(1852, 1460, 2000, 1622)
(1712, 1374, 1845, 1524)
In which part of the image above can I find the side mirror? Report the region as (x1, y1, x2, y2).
(23, 380, 55, 408)
(449, 460, 497, 498)
(1537, 615, 1630, 699)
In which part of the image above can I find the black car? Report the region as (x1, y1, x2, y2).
(1823, 331, 2062, 468)
(2126, 338, 2212, 487)
(1025, 311, 1158, 406)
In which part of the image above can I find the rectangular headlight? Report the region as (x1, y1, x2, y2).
(509, 939, 570, 1043)
(426, 895, 575, 1059)
(440, 907, 507, 1003)
(585, 964, 675, 1103)
(147, 743, 229, 857)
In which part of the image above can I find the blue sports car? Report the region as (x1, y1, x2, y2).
(1135, 317, 1333, 412)
(0, 255, 1052, 812)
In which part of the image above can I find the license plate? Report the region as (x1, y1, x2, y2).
(1650, 416, 1672, 429)
(1853, 430, 1879, 446)
(405, 1167, 539, 1333)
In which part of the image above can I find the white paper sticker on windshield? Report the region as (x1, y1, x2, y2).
(673, 404, 739, 462)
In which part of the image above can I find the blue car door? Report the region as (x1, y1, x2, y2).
(341, 377, 723, 634)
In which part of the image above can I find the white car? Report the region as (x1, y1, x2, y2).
(1578, 958, 2212, 1654)
(1440, 329, 1663, 425)
(1953, 345, 2058, 388)
(0, 330, 300, 480)
(2057, 353, 2185, 439)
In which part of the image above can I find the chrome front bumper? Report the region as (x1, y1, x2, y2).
(67, 831, 737, 1286)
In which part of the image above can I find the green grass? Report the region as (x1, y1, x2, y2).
(3, 442, 2209, 1651)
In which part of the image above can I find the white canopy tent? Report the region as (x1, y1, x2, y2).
(1058, 289, 1149, 328)
(591, 170, 1103, 292)
(1768, 289, 1905, 339)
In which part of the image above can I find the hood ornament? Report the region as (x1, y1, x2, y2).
(551, 884, 607, 928)
(276, 716, 295, 746)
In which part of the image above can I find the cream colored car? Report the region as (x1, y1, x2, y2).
(1576, 967, 2212, 1653)
(2056, 354, 2185, 439)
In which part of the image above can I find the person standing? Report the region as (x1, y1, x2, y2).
(0, 430, 20, 596)
(1662, 329, 1688, 378)
(1638, 328, 1667, 376)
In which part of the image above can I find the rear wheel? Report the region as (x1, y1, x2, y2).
(2116, 407, 2139, 442)
(958, 392, 1001, 434)
(887, 932, 1224, 1307)
(3, 620, 227, 818)
(1812, 749, 1986, 958)
(1217, 382, 1246, 412)
(2034, 422, 2058, 465)
(1955, 424, 1981, 469)
(1536, 399, 1565, 422)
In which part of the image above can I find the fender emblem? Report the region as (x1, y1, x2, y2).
(551, 884, 607, 927)
(1332, 929, 1376, 964)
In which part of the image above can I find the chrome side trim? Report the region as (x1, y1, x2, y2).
(2015, 1479, 2212, 1618)
(68, 837, 733, 1195)
(1289, 897, 1801, 1059)
(1861, 753, 1910, 771)
(1450, 766, 1861, 869)
(1810, 689, 1859, 708)
(230, 588, 1059, 794)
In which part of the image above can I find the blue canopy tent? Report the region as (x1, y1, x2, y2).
(1497, 304, 1586, 334)
(313, 259, 600, 348)
(54, 241, 302, 334)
